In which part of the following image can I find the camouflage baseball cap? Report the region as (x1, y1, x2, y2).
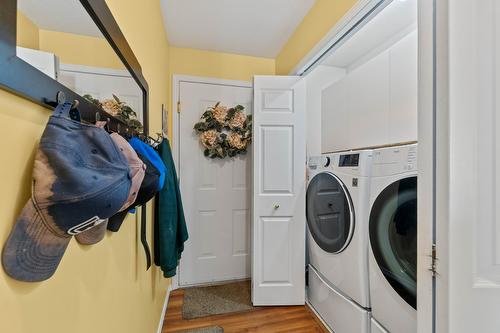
(2, 104, 131, 282)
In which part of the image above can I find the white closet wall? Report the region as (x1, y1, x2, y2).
(389, 31, 418, 143)
(306, 65, 346, 156)
(321, 30, 417, 153)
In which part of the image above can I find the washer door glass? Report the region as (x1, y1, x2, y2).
(306, 172, 354, 254)
(369, 176, 417, 309)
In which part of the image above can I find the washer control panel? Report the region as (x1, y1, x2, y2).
(339, 153, 360, 167)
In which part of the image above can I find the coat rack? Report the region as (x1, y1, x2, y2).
(50, 91, 138, 136)
(0, 0, 149, 138)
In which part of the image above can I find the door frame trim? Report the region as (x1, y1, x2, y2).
(171, 74, 252, 289)
(418, 0, 444, 332)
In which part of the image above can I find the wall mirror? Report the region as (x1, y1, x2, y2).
(0, 0, 149, 135)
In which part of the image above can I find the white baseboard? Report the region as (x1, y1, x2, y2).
(156, 286, 172, 333)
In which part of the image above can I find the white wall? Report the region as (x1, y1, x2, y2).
(321, 30, 417, 152)
(305, 65, 346, 156)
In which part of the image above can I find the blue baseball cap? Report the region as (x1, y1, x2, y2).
(128, 137, 166, 191)
(2, 105, 131, 282)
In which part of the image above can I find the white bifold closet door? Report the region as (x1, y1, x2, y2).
(430, 0, 500, 332)
(252, 76, 306, 306)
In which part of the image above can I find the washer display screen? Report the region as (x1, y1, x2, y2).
(306, 172, 354, 254)
(369, 176, 417, 309)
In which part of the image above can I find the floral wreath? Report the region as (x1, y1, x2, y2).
(193, 102, 252, 159)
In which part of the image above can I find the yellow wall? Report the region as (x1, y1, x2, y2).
(16, 12, 39, 49)
(275, 0, 358, 74)
(170, 47, 275, 82)
(39, 30, 125, 70)
(1, 1, 170, 333)
(107, 0, 171, 136)
(168, 47, 274, 136)
(16, 11, 125, 70)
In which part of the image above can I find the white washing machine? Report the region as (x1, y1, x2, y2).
(368, 144, 417, 333)
(371, 317, 389, 333)
(306, 151, 373, 333)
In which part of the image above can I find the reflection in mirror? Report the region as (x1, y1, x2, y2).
(16, 0, 144, 132)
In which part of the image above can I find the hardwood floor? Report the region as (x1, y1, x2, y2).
(162, 288, 329, 333)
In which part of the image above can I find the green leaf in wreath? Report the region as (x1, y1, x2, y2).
(127, 119, 143, 132)
(226, 108, 236, 119)
(112, 94, 122, 104)
(194, 122, 208, 132)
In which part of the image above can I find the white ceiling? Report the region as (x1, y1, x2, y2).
(321, 0, 417, 69)
(18, 0, 102, 37)
(160, 0, 316, 58)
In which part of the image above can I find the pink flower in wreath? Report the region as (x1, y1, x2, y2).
(212, 104, 228, 124)
(228, 132, 246, 150)
(200, 129, 218, 148)
(101, 99, 121, 116)
(228, 110, 246, 129)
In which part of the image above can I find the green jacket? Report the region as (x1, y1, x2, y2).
(154, 139, 188, 277)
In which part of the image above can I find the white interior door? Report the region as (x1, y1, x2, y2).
(252, 76, 306, 305)
(425, 0, 500, 332)
(178, 80, 252, 286)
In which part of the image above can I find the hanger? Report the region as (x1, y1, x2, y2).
(51, 91, 81, 122)
(162, 104, 168, 138)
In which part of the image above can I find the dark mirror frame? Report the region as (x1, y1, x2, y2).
(1, 0, 153, 268)
(0, 0, 149, 136)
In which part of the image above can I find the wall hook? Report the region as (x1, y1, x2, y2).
(56, 91, 66, 104)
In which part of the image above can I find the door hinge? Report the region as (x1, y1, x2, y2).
(177, 101, 181, 113)
(429, 243, 438, 276)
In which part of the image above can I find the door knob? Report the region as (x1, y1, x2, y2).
(274, 204, 280, 209)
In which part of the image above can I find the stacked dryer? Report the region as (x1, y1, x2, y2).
(368, 144, 418, 333)
(306, 150, 373, 333)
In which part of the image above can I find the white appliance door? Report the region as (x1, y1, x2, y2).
(369, 175, 417, 333)
(252, 76, 306, 305)
(178, 81, 252, 286)
(306, 172, 355, 255)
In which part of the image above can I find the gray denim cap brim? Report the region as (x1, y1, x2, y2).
(2, 199, 70, 282)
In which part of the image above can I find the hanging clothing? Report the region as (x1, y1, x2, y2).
(129, 137, 167, 191)
(154, 138, 188, 277)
